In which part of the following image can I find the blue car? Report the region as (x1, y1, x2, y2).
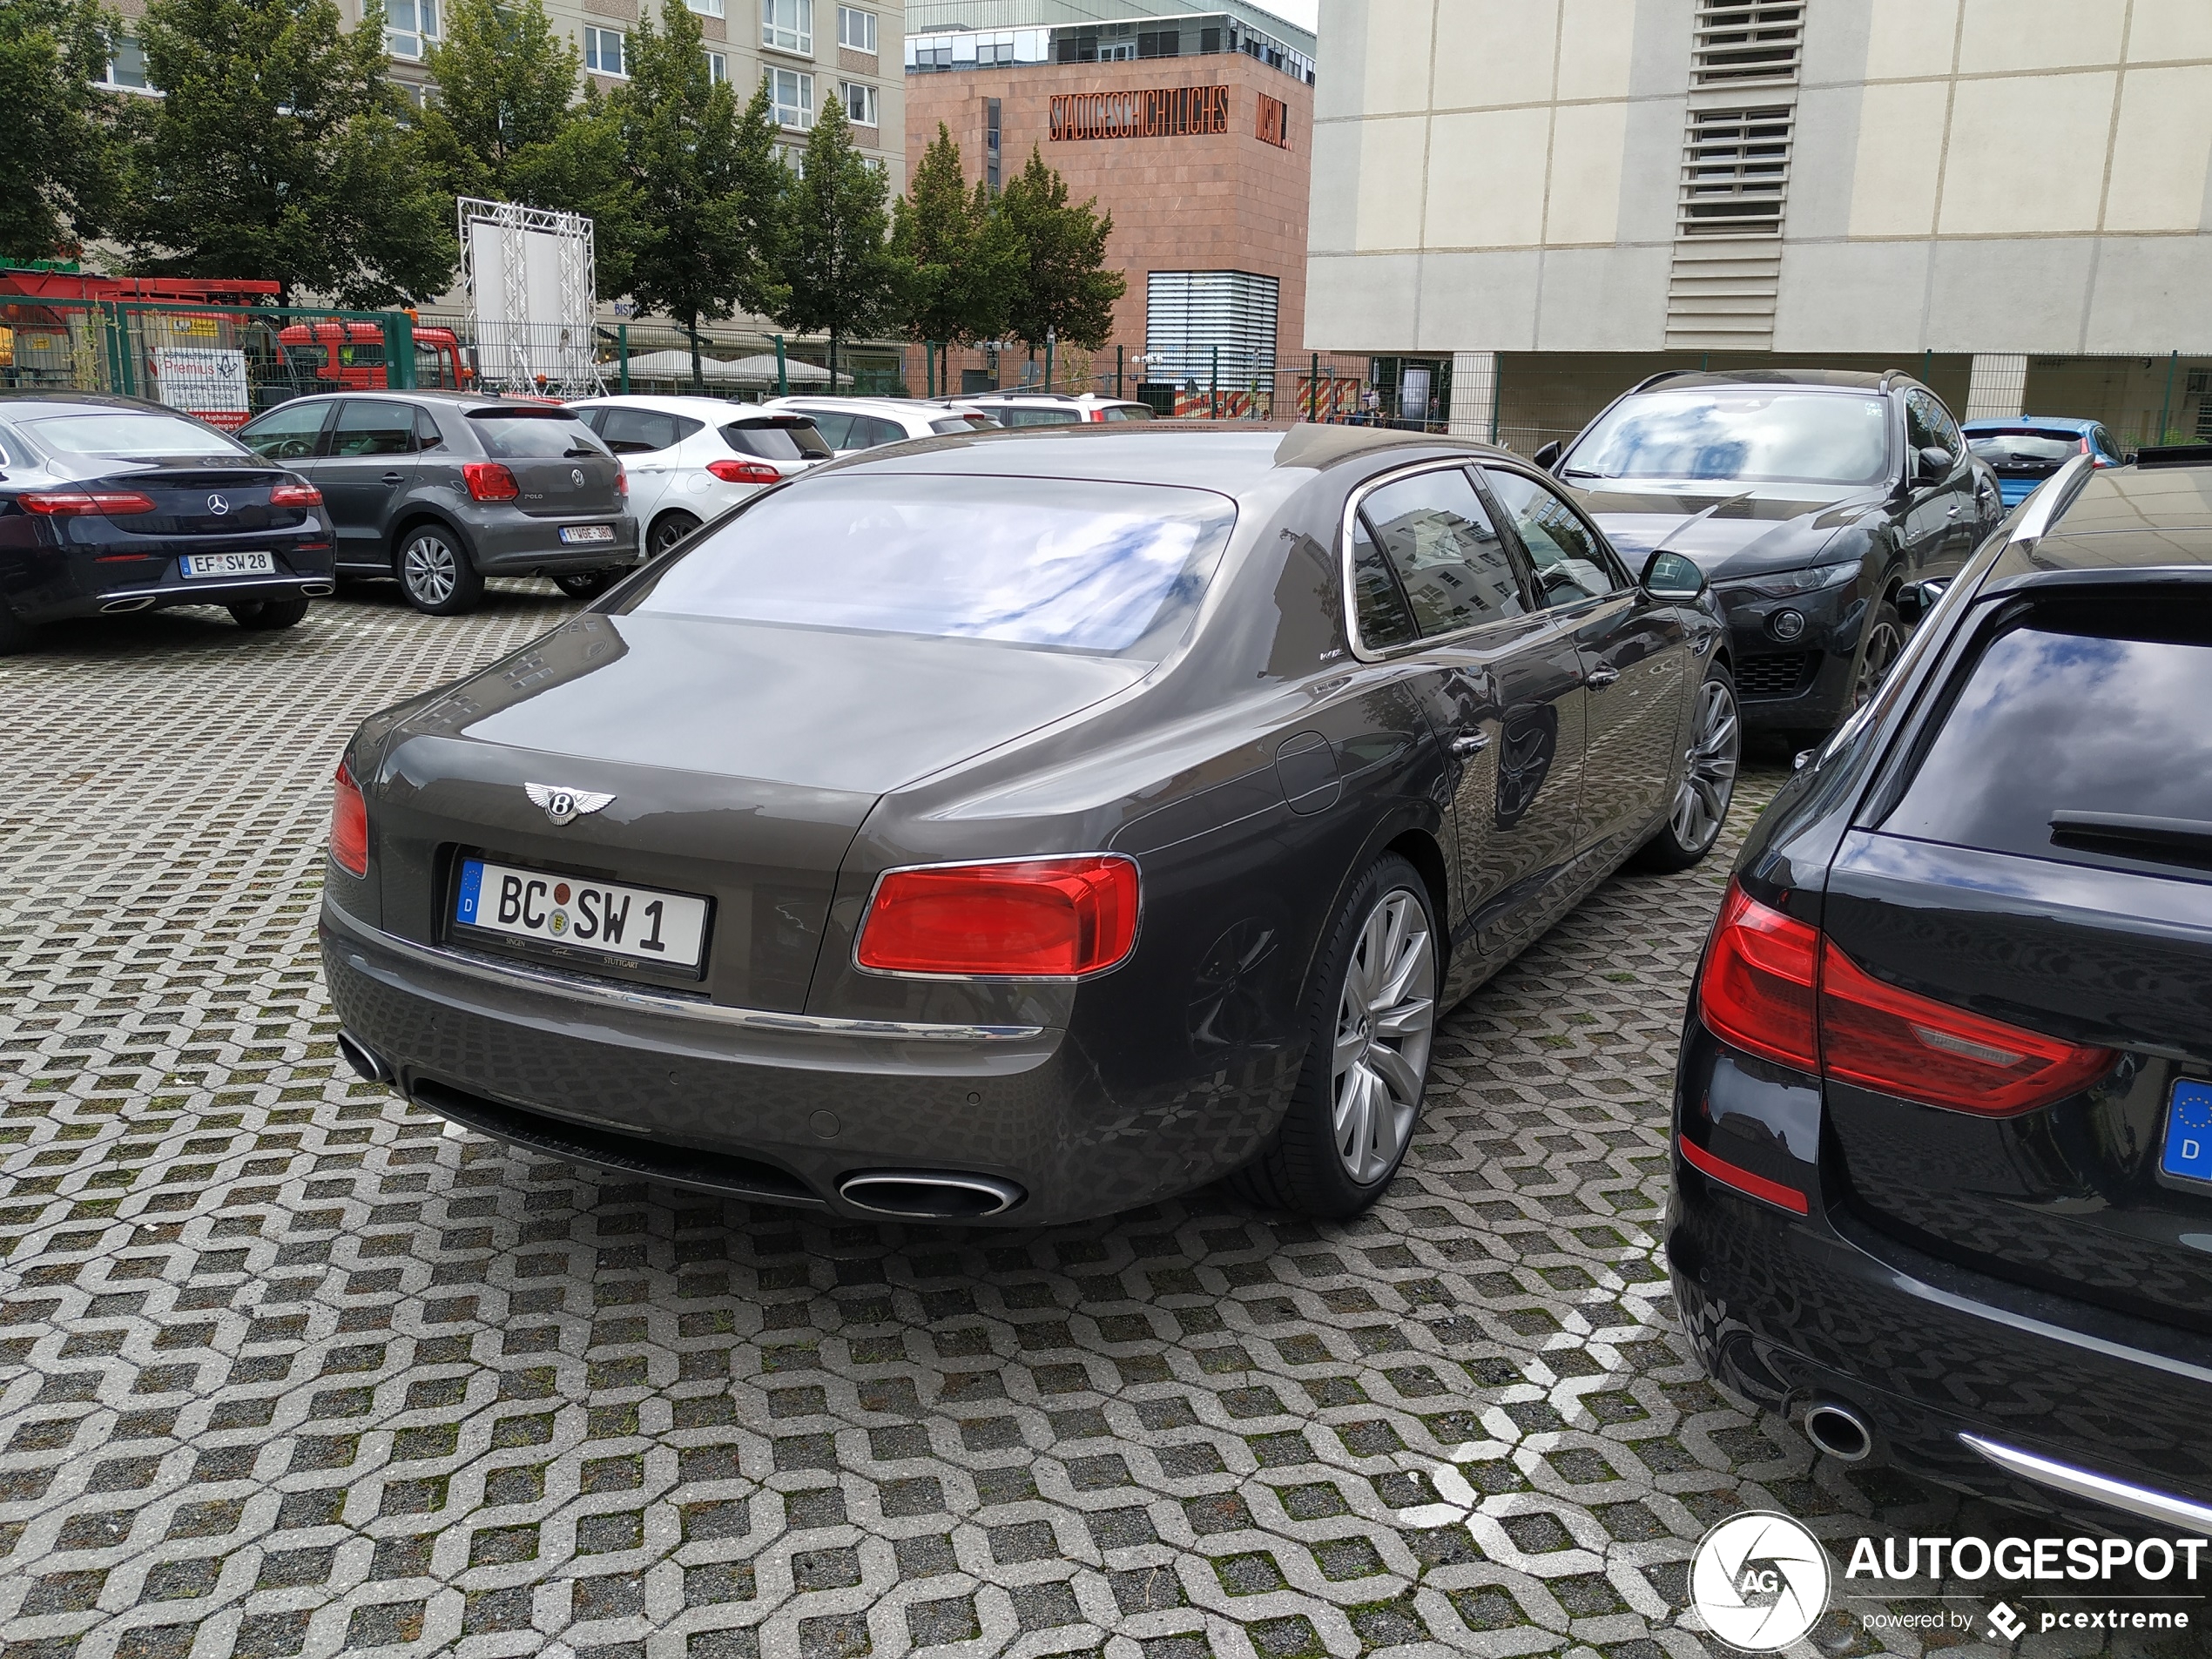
(1962, 415, 2125, 507)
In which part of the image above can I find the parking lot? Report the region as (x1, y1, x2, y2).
(0, 590, 2185, 1659)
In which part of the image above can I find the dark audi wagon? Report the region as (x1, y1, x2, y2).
(324, 424, 1737, 1224)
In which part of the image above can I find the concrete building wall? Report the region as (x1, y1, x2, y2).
(1307, 0, 2212, 356)
(907, 50, 1312, 358)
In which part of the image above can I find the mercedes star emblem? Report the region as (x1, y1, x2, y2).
(524, 783, 615, 826)
(206, 493, 230, 515)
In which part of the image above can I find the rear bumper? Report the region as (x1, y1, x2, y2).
(17, 556, 338, 623)
(1671, 1025, 2212, 1531)
(469, 509, 640, 576)
(319, 898, 1240, 1224)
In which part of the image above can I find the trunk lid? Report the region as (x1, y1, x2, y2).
(85, 462, 311, 539)
(373, 612, 1149, 1011)
(1824, 590, 2212, 1332)
(466, 408, 625, 518)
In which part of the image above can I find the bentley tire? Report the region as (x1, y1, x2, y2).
(1230, 853, 1438, 1219)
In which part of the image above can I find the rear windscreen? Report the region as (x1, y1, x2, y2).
(24, 412, 248, 458)
(1967, 431, 2082, 465)
(469, 412, 609, 458)
(622, 473, 1236, 657)
(1882, 599, 2212, 872)
(723, 421, 830, 461)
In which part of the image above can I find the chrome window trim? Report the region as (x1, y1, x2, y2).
(321, 897, 1044, 1042)
(1340, 455, 1632, 663)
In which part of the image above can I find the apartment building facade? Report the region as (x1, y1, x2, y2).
(1308, 0, 2212, 448)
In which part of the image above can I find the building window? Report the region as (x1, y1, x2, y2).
(985, 96, 1001, 190)
(840, 80, 877, 126)
(765, 65, 813, 128)
(583, 24, 626, 76)
(387, 0, 437, 59)
(687, 0, 725, 15)
(705, 49, 727, 83)
(837, 4, 875, 53)
(762, 0, 811, 55)
(99, 33, 157, 91)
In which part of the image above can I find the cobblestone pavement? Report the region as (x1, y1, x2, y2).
(0, 590, 2191, 1659)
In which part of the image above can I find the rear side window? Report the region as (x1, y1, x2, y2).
(851, 415, 906, 448)
(624, 474, 1236, 658)
(469, 411, 609, 458)
(1882, 598, 2212, 873)
(1100, 405, 1153, 421)
(593, 408, 702, 454)
(1357, 466, 1528, 639)
(803, 411, 854, 448)
(328, 401, 417, 457)
(723, 420, 831, 461)
(995, 406, 1082, 428)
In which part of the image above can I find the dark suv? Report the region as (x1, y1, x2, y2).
(237, 392, 638, 614)
(1672, 447, 2212, 1532)
(1540, 369, 2002, 737)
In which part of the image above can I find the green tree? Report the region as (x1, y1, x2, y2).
(122, 0, 454, 305)
(0, 0, 126, 262)
(777, 95, 902, 390)
(890, 123, 1020, 393)
(416, 0, 635, 296)
(998, 145, 1125, 355)
(610, 0, 784, 389)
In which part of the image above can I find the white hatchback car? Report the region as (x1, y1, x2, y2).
(941, 392, 1157, 427)
(757, 395, 997, 455)
(566, 395, 832, 570)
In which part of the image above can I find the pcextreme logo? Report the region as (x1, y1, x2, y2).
(1690, 1510, 1832, 1651)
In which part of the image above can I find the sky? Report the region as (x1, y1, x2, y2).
(1258, 0, 1320, 30)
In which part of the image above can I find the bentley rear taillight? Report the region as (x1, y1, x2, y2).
(330, 761, 368, 877)
(856, 856, 1139, 978)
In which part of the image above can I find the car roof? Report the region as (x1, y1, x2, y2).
(569, 395, 758, 419)
(1962, 416, 2100, 433)
(1994, 463, 2212, 579)
(1629, 368, 1905, 394)
(821, 421, 1517, 496)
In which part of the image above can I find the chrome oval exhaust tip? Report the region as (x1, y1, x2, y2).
(335, 1031, 392, 1084)
(300, 582, 336, 597)
(837, 1170, 1025, 1220)
(1804, 1399, 1874, 1463)
(99, 596, 157, 614)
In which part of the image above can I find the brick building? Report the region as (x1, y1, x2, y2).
(905, 4, 1314, 401)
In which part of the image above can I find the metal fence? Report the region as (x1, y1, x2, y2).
(900, 341, 1388, 421)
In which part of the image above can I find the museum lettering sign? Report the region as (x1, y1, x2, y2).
(1049, 84, 1231, 141)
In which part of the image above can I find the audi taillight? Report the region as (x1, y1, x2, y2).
(1696, 879, 2114, 1115)
(1817, 941, 2114, 1114)
(706, 458, 782, 486)
(330, 761, 368, 877)
(19, 490, 158, 516)
(462, 462, 519, 502)
(856, 856, 1139, 977)
(269, 482, 323, 508)
(1696, 882, 1819, 1070)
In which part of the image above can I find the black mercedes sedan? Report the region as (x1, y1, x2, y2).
(1539, 369, 2003, 739)
(1670, 448, 2212, 1533)
(322, 424, 1738, 1224)
(0, 393, 336, 652)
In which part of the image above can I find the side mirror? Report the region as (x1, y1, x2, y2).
(1532, 440, 1561, 473)
(1915, 445, 1952, 486)
(1641, 549, 1706, 597)
(1894, 575, 1950, 624)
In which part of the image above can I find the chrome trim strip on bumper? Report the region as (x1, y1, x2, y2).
(320, 899, 1046, 1042)
(1960, 1433, 2212, 1533)
(96, 576, 323, 602)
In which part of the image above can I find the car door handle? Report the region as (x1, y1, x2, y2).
(1451, 732, 1490, 757)
(1946, 505, 1961, 519)
(1585, 664, 1621, 688)
(381, 472, 404, 484)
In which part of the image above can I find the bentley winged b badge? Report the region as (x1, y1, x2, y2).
(525, 783, 615, 826)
